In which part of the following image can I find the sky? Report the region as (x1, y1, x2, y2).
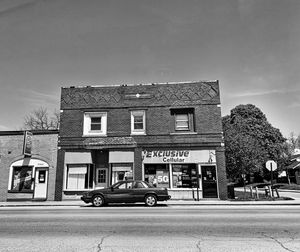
(0, 0, 299, 137)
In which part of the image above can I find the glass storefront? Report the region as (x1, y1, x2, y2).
(172, 164, 198, 188)
(144, 164, 169, 188)
(66, 164, 93, 190)
(144, 163, 199, 189)
(11, 166, 33, 192)
(111, 163, 133, 184)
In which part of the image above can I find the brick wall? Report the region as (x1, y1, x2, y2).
(0, 132, 58, 201)
(58, 81, 227, 200)
(216, 147, 227, 200)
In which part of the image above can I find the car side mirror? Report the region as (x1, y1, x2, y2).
(110, 187, 114, 192)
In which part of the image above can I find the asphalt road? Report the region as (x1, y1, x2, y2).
(0, 205, 300, 252)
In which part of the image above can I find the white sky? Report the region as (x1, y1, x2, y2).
(0, 0, 299, 137)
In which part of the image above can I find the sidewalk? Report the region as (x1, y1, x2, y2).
(1, 198, 300, 207)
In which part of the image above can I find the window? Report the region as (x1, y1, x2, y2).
(113, 181, 133, 189)
(175, 114, 189, 130)
(131, 110, 146, 135)
(144, 164, 170, 188)
(171, 108, 194, 132)
(66, 164, 93, 190)
(172, 164, 198, 188)
(11, 166, 33, 192)
(83, 112, 107, 136)
(97, 169, 106, 183)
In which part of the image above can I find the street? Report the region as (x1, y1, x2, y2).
(0, 205, 300, 252)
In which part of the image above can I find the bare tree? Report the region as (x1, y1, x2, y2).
(287, 132, 300, 153)
(23, 107, 60, 130)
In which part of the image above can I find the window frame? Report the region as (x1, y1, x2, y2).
(83, 112, 107, 136)
(171, 108, 195, 133)
(131, 110, 146, 135)
(10, 166, 34, 193)
(65, 164, 93, 190)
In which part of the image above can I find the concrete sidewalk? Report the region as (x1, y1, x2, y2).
(1, 198, 300, 207)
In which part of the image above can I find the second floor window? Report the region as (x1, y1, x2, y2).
(175, 114, 189, 130)
(83, 112, 107, 136)
(171, 108, 194, 132)
(131, 110, 146, 135)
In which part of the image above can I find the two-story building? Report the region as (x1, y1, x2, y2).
(55, 81, 227, 200)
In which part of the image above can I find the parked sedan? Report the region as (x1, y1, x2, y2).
(81, 180, 171, 207)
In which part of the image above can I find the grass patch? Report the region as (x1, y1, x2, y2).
(232, 189, 293, 201)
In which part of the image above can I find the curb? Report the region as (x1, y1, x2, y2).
(1, 200, 300, 207)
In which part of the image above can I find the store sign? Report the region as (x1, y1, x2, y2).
(23, 131, 33, 156)
(142, 150, 216, 164)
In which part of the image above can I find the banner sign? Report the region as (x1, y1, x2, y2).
(142, 150, 216, 164)
(23, 131, 33, 156)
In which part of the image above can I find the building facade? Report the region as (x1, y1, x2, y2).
(0, 130, 58, 201)
(56, 81, 227, 200)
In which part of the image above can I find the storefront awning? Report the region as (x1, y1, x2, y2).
(65, 152, 92, 164)
(68, 166, 87, 174)
(109, 151, 134, 163)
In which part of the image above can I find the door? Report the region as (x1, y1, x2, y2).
(95, 168, 108, 188)
(201, 166, 218, 198)
(107, 181, 133, 203)
(33, 168, 48, 201)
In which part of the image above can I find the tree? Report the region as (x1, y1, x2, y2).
(286, 132, 300, 154)
(222, 104, 286, 182)
(23, 107, 60, 130)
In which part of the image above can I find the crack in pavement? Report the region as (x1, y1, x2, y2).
(189, 235, 202, 252)
(262, 233, 296, 252)
(97, 233, 114, 252)
(196, 239, 202, 252)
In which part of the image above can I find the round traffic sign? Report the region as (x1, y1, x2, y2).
(266, 160, 277, 171)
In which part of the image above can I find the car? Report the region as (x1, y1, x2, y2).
(81, 180, 171, 207)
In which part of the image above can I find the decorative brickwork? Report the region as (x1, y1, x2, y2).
(61, 81, 220, 109)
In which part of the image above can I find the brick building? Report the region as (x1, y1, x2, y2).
(56, 81, 227, 200)
(0, 130, 58, 201)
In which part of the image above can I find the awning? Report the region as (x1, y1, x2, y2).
(65, 152, 92, 164)
(112, 165, 132, 172)
(68, 166, 87, 174)
(109, 151, 134, 163)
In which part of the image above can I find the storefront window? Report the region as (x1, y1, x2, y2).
(66, 164, 93, 190)
(144, 164, 170, 188)
(172, 164, 198, 188)
(11, 166, 33, 192)
(111, 163, 133, 184)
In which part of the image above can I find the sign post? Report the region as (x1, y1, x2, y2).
(265, 160, 277, 198)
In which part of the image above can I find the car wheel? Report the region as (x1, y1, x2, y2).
(92, 195, 105, 207)
(145, 194, 157, 207)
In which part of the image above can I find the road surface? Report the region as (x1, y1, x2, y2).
(0, 205, 300, 252)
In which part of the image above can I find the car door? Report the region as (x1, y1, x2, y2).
(108, 181, 133, 203)
(131, 181, 147, 202)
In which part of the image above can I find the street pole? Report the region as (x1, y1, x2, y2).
(270, 164, 274, 198)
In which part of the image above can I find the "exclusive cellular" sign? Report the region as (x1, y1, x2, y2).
(142, 150, 216, 164)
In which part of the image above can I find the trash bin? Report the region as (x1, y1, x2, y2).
(227, 183, 235, 199)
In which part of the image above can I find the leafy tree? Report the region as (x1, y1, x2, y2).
(222, 104, 286, 182)
(23, 107, 60, 130)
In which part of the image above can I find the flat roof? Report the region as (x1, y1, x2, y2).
(62, 80, 218, 89)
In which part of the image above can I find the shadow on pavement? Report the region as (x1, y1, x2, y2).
(81, 203, 169, 208)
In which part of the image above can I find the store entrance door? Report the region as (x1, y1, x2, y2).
(201, 166, 218, 198)
(95, 168, 108, 188)
(33, 168, 48, 201)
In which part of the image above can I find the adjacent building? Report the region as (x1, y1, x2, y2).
(56, 81, 227, 200)
(0, 130, 58, 201)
